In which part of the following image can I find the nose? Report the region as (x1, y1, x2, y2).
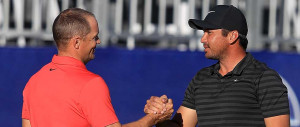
(201, 32, 207, 44)
(96, 39, 101, 44)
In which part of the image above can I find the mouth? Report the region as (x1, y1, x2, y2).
(203, 44, 209, 52)
(92, 48, 96, 54)
(203, 44, 209, 49)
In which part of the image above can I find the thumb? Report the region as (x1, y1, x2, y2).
(160, 95, 168, 103)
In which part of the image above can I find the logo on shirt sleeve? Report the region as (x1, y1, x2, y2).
(49, 68, 56, 71)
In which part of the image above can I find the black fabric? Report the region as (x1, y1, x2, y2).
(182, 53, 290, 126)
(188, 5, 248, 36)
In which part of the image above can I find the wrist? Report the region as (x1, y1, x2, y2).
(138, 114, 159, 127)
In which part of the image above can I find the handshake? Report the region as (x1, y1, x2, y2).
(143, 95, 174, 125)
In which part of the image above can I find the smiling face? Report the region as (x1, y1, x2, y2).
(78, 16, 100, 64)
(201, 29, 230, 60)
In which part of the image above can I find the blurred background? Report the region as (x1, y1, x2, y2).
(0, 0, 299, 126)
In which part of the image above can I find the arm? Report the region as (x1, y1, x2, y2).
(264, 115, 290, 127)
(156, 106, 197, 127)
(106, 95, 174, 127)
(106, 114, 163, 127)
(22, 119, 31, 127)
(144, 95, 197, 127)
(106, 105, 174, 127)
(257, 70, 290, 127)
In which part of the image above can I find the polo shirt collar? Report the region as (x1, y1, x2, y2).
(51, 55, 87, 69)
(232, 53, 253, 75)
(211, 53, 254, 76)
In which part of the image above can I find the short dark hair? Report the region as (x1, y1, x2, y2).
(52, 8, 95, 49)
(221, 29, 248, 50)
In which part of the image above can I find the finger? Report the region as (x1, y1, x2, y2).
(153, 96, 166, 104)
(148, 96, 168, 114)
(144, 107, 149, 113)
(150, 96, 159, 102)
(160, 95, 167, 98)
(151, 98, 166, 109)
(160, 104, 173, 114)
(145, 99, 159, 114)
(165, 99, 173, 109)
(147, 105, 160, 114)
(164, 104, 174, 116)
(167, 98, 173, 103)
(146, 100, 166, 114)
(144, 103, 155, 114)
(151, 98, 167, 111)
(166, 108, 173, 114)
(157, 110, 174, 121)
(144, 107, 158, 114)
(150, 96, 166, 106)
(158, 96, 170, 114)
(160, 95, 168, 103)
(159, 108, 174, 120)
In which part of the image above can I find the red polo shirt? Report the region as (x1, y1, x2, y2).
(22, 55, 119, 127)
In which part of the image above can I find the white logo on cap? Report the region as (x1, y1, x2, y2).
(208, 11, 215, 14)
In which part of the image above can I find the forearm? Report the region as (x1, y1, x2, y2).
(122, 114, 158, 127)
(264, 114, 290, 127)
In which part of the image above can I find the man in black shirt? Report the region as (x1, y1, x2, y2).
(144, 5, 290, 127)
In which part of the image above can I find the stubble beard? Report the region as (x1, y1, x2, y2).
(205, 50, 220, 60)
(205, 47, 228, 60)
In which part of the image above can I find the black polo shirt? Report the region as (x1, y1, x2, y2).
(182, 53, 290, 126)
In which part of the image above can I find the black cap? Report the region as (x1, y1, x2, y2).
(189, 5, 248, 37)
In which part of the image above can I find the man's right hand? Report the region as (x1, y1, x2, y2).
(144, 95, 198, 127)
(144, 95, 174, 123)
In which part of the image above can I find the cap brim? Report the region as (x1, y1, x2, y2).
(188, 19, 221, 30)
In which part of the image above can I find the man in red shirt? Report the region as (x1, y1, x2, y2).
(22, 8, 173, 127)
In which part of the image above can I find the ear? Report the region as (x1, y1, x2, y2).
(71, 36, 81, 49)
(228, 30, 239, 44)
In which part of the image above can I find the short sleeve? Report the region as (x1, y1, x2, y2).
(22, 75, 35, 120)
(79, 77, 119, 126)
(182, 76, 196, 109)
(22, 89, 30, 119)
(257, 70, 290, 118)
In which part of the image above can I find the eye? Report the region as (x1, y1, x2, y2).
(93, 35, 99, 41)
(204, 30, 211, 34)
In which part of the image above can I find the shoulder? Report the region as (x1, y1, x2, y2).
(78, 73, 108, 93)
(86, 76, 106, 85)
(187, 64, 216, 89)
(248, 58, 281, 78)
(193, 64, 216, 80)
(79, 76, 111, 103)
(246, 58, 284, 88)
(82, 76, 108, 92)
(32, 62, 52, 76)
(24, 63, 52, 88)
(239, 54, 278, 77)
(69, 67, 104, 84)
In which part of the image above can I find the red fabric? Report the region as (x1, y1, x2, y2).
(22, 55, 118, 127)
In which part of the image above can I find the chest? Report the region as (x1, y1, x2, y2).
(193, 75, 266, 126)
(194, 76, 259, 109)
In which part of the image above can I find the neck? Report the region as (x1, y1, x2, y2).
(218, 51, 246, 76)
(57, 50, 85, 64)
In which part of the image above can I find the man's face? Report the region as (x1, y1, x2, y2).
(201, 29, 230, 60)
(79, 16, 100, 64)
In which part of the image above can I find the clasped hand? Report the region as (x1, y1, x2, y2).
(144, 95, 174, 124)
